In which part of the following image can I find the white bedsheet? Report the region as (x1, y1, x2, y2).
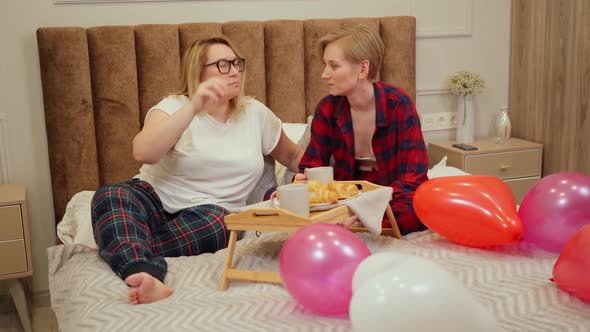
(47, 231, 590, 332)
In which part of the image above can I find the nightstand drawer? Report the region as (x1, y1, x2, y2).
(464, 149, 541, 179)
(0, 240, 27, 275)
(0, 205, 23, 241)
(505, 177, 540, 203)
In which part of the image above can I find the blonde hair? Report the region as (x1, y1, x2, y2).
(173, 35, 247, 116)
(317, 25, 384, 81)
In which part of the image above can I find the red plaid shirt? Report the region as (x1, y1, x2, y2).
(299, 81, 429, 234)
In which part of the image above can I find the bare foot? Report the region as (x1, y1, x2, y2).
(337, 215, 359, 228)
(125, 272, 173, 304)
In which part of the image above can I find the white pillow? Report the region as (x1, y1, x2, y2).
(57, 190, 97, 249)
(276, 116, 313, 185)
(57, 158, 278, 248)
(427, 156, 471, 178)
(281, 122, 308, 144)
(247, 155, 277, 205)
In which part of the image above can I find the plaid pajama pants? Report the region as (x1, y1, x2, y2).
(91, 179, 230, 283)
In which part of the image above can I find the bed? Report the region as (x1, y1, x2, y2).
(37, 16, 590, 331)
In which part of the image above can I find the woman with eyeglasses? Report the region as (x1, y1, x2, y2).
(91, 36, 303, 304)
(295, 25, 429, 235)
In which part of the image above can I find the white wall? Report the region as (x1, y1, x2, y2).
(0, 0, 510, 292)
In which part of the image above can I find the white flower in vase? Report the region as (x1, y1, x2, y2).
(447, 70, 486, 144)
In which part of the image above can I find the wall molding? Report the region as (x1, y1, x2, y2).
(417, 27, 472, 39)
(55, 0, 473, 39)
(0, 113, 10, 184)
(417, 88, 451, 96)
(412, 0, 473, 39)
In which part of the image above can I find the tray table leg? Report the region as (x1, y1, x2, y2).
(385, 205, 402, 239)
(220, 230, 239, 290)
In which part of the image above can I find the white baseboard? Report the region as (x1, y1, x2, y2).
(0, 290, 51, 313)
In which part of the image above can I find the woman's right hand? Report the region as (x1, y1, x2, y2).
(190, 76, 228, 113)
(134, 77, 227, 164)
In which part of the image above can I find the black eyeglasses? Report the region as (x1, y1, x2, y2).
(205, 58, 246, 74)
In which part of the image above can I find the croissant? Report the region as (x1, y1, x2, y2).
(318, 187, 338, 203)
(328, 181, 359, 199)
(308, 181, 338, 204)
(307, 180, 323, 192)
(343, 184, 359, 198)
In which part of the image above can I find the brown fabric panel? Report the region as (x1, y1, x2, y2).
(303, 19, 341, 117)
(380, 17, 416, 102)
(342, 17, 380, 31)
(178, 23, 222, 60)
(37, 16, 416, 228)
(87, 26, 141, 185)
(342, 18, 381, 81)
(36, 27, 100, 223)
(264, 20, 306, 123)
(135, 25, 181, 125)
(223, 22, 266, 104)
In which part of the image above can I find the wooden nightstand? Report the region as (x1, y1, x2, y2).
(0, 184, 32, 332)
(428, 138, 543, 203)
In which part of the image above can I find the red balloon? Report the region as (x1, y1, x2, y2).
(414, 175, 523, 247)
(553, 224, 590, 302)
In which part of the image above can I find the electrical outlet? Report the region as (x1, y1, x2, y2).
(421, 114, 437, 131)
(421, 112, 458, 131)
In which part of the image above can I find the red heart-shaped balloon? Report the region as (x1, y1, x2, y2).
(553, 224, 590, 302)
(414, 175, 523, 247)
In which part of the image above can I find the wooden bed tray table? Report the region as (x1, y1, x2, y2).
(219, 181, 402, 290)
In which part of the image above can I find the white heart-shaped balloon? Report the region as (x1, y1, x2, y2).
(350, 255, 497, 332)
(351, 251, 412, 293)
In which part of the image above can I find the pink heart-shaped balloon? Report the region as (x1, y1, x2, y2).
(414, 175, 523, 247)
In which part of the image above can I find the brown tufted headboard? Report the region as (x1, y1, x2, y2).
(36, 16, 416, 224)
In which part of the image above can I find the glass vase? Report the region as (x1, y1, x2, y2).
(490, 106, 512, 144)
(456, 94, 474, 144)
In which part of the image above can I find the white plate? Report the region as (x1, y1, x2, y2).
(271, 193, 361, 212)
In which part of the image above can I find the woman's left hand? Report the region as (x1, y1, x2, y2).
(293, 172, 308, 182)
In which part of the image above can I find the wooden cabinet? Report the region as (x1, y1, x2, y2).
(510, 0, 590, 175)
(428, 138, 543, 203)
(0, 184, 32, 332)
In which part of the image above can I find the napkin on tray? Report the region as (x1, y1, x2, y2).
(231, 187, 393, 235)
(343, 187, 392, 235)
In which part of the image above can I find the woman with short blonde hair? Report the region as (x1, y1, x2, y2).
(298, 24, 429, 234)
(317, 24, 384, 81)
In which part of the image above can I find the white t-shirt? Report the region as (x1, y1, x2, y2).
(136, 95, 282, 213)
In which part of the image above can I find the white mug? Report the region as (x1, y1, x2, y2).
(307, 166, 334, 184)
(270, 184, 310, 217)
